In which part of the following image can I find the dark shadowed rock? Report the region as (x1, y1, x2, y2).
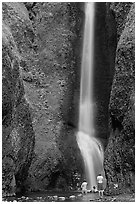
(104, 3, 135, 195)
(93, 3, 117, 143)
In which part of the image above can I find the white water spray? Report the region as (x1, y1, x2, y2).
(77, 2, 105, 190)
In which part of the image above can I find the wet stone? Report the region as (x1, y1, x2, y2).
(77, 193, 83, 197)
(69, 195, 75, 200)
(47, 196, 53, 200)
(58, 196, 65, 201)
(53, 195, 58, 200)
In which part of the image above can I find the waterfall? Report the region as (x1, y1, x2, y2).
(77, 2, 105, 190)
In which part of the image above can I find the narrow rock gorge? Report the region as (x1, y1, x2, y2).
(2, 2, 135, 197)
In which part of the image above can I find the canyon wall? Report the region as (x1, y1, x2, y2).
(17, 2, 85, 191)
(2, 3, 35, 196)
(104, 2, 135, 195)
(2, 2, 85, 193)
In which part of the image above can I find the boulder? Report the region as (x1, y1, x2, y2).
(69, 195, 76, 200)
(53, 195, 58, 201)
(58, 196, 66, 201)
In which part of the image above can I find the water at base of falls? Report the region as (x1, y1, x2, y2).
(77, 131, 104, 190)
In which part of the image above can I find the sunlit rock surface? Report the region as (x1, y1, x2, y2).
(104, 3, 135, 195)
(2, 2, 35, 196)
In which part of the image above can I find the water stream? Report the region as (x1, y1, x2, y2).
(76, 2, 105, 190)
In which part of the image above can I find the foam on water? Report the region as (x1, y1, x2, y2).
(77, 131, 104, 189)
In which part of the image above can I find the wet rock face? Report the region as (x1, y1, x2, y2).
(22, 3, 84, 191)
(2, 3, 35, 195)
(104, 3, 135, 195)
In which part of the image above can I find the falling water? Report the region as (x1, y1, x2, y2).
(77, 2, 105, 190)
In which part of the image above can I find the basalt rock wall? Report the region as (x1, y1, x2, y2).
(22, 2, 85, 191)
(104, 3, 135, 195)
(2, 2, 35, 196)
(2, 2, 85, 193)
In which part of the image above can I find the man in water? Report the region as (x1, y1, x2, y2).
(81, 180, 88, 194)
(97, 173, 104, 198)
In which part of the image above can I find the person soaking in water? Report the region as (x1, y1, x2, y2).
(97, 173, 104, 198)
(81, 180, 88, 194)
